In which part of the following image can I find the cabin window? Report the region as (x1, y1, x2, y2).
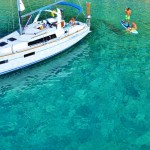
(28, 38, 44, 46)
(0, 42, 8, 47)
(7, 37, 17, 41)
(28, 34, 57, 46)
(51, 34, 56, 39)
(24, 52, 35, 58)
(0, 60, 8, 64)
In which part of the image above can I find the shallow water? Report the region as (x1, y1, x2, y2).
(0, 0, 150, 149)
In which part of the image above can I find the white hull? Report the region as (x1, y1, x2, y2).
(0, 27, 90, 75)
(0, 1, 91, 75)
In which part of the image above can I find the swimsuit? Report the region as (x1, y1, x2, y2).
(125, 15, 130, 21)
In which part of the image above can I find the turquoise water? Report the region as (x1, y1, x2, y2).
(0, 0, 150, 149)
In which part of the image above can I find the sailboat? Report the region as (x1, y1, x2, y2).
(0, 0, 91, 75)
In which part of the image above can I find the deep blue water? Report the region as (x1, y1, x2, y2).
(0, 0, 150, 149)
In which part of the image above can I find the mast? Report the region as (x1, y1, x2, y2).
(17, 0, 25, 35)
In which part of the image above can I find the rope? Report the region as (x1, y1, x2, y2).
(10, 0, 15, 30)
(77, 0, 86, 17)
(8, 0, 12, 33)
(27, 0, 38, 21)
(24, 15, 32, 30)
(26, 0, 33, 12)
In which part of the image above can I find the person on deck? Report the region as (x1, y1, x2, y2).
(69, 17, 76, 26)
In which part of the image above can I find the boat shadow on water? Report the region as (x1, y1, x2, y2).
(0, 40, 90, 97)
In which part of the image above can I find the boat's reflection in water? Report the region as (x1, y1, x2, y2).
(0, 40, 90, 97)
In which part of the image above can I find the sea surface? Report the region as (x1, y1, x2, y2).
(0, 0, 150, 149)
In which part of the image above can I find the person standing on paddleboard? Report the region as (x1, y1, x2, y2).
(124, 8, 131, 26)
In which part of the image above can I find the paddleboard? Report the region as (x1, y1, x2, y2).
(120, 20, 138, 34)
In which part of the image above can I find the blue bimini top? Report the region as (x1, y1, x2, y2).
(57, 1, 82, 13)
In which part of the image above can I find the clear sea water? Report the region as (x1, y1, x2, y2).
(0, 0, 150, 149)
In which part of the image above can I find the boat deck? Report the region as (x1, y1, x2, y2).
(0, 18, 86, 52)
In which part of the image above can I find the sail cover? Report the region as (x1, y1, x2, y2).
(57, 2, 82, 13)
